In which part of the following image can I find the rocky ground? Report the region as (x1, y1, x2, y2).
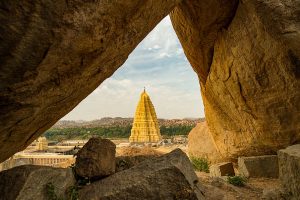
(1, 141, 297, 200)
(117, 146, 282, 200)
(197, 172, 280, 200)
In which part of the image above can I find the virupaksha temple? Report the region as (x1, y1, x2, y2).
(129, 89, 161, 143)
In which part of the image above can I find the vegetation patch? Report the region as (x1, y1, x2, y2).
(227, 176, 247, 187)
(46, 182, 60, 200)
(45, 182, 79, 200)
(190, 157, 209, 173)
(43, 125, 195, 141)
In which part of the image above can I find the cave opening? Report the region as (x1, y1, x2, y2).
(0, 16, 206, 171)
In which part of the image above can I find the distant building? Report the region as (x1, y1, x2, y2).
(35, 137, 48, 151)
(129, 89, 161, 143)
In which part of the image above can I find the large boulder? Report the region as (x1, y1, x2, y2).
(79, 149, 205, 200)
(75, 138, 116, 179)
(188, 122, 223, 163)
(278, 144, 300, 198)
(172, 0, 300, 161)
(0, 165, 75, 200)
(0, 0, 181, 162)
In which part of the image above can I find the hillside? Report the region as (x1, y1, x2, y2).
(53, 117, 205, 129)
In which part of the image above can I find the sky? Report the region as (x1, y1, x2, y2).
(62, 16, 205, 121)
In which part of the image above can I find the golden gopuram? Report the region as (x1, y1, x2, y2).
(129, 88, 161, 143)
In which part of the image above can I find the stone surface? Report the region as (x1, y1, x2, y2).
(278, 144, 300, 199)
(0, 165, 75, 200)
(75, 138, 116, 179)
(262, 187, 291, 200)
(129, 89, 161, 143)
(0, 0, 181, 162)
(238, 155, 278, 178)
(188, 122, 223, 163)
(173, 0, 300, 162)
(115, 155, 158, 172)
(79, 149, 205, 200)
(210, 162, 235, 177)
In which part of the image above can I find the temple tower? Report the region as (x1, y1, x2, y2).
(35, 137, 48, 151)
(129, 89, 161, 143)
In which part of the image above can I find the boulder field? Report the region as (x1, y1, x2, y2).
(0, 0, 300, 162)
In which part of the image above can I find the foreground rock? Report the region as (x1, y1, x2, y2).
(278, 144, 300, 199)
(210, 162, 235, 177)
(79, 149, 205, 200)
(238, 155, 278, 178)
(0, 165, 75, 200)
(75, 138, 116, 179)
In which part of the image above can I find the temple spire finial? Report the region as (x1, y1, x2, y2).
(143, 86, 146, 93)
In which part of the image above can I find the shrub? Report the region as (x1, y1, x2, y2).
(190, 157, 209, 173)
(67, 185, 79, 200)
(45, 182, 61, 200)
(227, 176, 246, 187)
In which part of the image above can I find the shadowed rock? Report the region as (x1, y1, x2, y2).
(0, 165, 75, 200)
(238, 155, 279, 178)
(75, 138, 116, 179)
(79, 149, 205, 200)
(278, 144, 300, 198)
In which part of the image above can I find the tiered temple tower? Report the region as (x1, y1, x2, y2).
(129, 89, 161, 143)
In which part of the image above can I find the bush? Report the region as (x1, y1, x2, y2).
(227, 176, 246, 187)
(190, 157, 209, 173)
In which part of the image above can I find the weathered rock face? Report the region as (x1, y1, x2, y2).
(75, 138, 116, 179)
(278, 144, 300, 198)
(0, 0, 181, 162)
(79, 149, 205, 200)
(0, 165, 75, 200)
(173, 0, 300, 161)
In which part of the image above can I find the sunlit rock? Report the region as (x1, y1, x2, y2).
(173, 0, 300, 161)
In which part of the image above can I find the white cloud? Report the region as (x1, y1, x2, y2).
(62, 16, 205, 121)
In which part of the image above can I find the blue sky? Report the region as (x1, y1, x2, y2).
(62, 16, 204, 120)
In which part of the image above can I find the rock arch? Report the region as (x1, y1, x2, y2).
(0, 0, 299, 162)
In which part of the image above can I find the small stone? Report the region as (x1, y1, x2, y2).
(278, 144, 300, 199)
(75, 138, 116, 179)
(210, 162, 235, 177)
(238, 155, 278, 178)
